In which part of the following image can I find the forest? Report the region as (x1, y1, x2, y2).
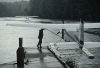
(0, 1, 30, 17)
(0, 0, 100, 21)
(29, 0, 100, 21)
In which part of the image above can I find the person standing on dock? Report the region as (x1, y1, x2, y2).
(37, 29, 44, 48)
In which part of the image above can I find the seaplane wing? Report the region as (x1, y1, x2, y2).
(6, 23, 100, 31)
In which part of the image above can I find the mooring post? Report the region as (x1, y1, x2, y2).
(17, 38, 25, 68)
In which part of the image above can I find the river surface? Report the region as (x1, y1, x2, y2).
(0, 17, 100, 68)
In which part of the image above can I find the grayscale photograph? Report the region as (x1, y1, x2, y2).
(0, 0, 100, 68)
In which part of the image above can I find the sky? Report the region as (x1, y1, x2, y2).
(0, 0, 29, 2)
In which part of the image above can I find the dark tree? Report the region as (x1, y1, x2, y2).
(0, 3, 7, 17)
(29, 0, 100, 21)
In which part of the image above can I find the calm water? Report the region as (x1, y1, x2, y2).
(0, 21, 39, 64)
(0, 18, 100, 68)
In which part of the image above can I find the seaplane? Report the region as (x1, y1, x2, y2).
(6, 16, 100, 59)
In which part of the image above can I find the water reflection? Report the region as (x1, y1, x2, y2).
(17, 65, 24, 68)
(37, 48, 48, 68)
(38, 48, 44, 63)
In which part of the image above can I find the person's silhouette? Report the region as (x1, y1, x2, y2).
(37, 29, 44, 48)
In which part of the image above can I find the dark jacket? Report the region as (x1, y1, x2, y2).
(38, 29, 44, 39)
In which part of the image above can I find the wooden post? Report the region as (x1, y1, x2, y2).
(19, 38, 23, 47)
(79, 18, 84, 49)
(80, 18, 84, 45)
(17, 38, 24, 68)
(62, 19, 64, 39)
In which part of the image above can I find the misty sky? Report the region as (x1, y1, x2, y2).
(0, 0, 29, 2)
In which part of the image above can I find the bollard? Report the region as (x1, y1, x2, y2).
(17, 38, 25, 68)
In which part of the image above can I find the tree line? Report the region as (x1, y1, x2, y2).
(0, 1, 29, 17)
(29, 0, 100, 21)
(0, 0, 99, 21)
